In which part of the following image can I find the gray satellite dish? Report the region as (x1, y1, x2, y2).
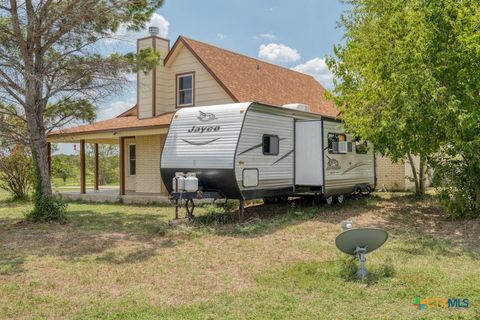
(336, 228, 388, 279)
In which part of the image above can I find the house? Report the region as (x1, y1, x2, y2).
(48, 30, 408, 203)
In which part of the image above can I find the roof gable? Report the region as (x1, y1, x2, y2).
(165, 36, 338, 117)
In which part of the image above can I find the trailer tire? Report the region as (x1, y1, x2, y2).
(355, 186, 362, 196)
(336, 194, 345, 204)
(263, 197, 276, 204)
(364, 186, 372, 195)
(326, 196, 334, 205)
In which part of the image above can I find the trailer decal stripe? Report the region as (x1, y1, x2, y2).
(181, 138, 220, 146)
(239, 138, 286, 155)
(341, 162, 369, 175)
(272, 149, 294, 165)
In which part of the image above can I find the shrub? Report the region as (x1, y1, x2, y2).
(431, 152, 480, 219)
(25, 195, 67, 223)
(25, 156, 67, 223)
(0, 146, 33, 200)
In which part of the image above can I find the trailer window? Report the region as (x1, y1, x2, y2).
(262, 135, 279, 155)
(327, 133, 347, 153)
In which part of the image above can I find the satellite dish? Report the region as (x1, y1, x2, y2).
(336, 228, 388, 279)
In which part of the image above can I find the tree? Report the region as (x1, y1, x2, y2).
(0, 0, 163, 220)
(327, 0, 478, 198)
(87, 144, 119, 185)
(52, 156, 75, 183)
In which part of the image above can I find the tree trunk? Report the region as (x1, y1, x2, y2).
(419, 156, 426, 196)
(25, 96, 52, 197)
(407, 152, 421, 197)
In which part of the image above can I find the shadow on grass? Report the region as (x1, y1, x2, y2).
(375, 194, 480, 259)
(95, 247, 158, 264)
(191, 195, 381, 238)
(0, 255, 24, 275)
(0, 197, 31, 209)
(0, 208, 177, 267)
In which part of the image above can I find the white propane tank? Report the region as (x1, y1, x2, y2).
(184, 172, 199, 192)
(172, 172, 185, 192)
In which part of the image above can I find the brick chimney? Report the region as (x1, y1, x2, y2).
(137, 27, 169, 119)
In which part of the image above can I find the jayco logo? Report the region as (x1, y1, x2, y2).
(187, 125, 220, 133)
(187, 111, 220, 133)
(197, 110, 217, 122)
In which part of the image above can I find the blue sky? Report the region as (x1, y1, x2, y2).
(58, 0, 347, 154)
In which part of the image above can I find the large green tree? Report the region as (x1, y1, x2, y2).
(328, 0, 480, 205)
(0, 0, 163, 220)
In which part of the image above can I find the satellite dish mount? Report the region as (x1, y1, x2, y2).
(335, 225, 388, 280)
(353, 246, 368, 278)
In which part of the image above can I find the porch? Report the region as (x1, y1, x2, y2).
(55, 188, 170, 205)
(47, 112, 173, 203)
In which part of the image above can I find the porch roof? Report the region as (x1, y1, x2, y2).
(48, 112, 173, 143)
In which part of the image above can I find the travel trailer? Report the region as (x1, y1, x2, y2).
(160, 102, 375, 213)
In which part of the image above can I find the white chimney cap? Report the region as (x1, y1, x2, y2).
(148, 26, 159, 36)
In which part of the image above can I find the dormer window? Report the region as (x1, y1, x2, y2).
(176, 72, 194, 107)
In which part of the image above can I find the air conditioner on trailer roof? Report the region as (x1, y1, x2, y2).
(333, 141, 350, 154)
(282, 103, 310, 112)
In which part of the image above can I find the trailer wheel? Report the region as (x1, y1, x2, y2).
(326, 196, 334, 205)
(364, 186, 372, 195)
(355, 186, 362, 196)
(263, 197, 276, 204)
(336, 194, 345, 204)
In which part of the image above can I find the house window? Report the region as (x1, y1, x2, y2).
(328, 133, 349, 153)
(262, 135, 279, 155)
(176, 73, 194, 107)
(128, 144, 136, 176)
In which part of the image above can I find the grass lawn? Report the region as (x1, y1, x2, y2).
(0, 189, 479, 319)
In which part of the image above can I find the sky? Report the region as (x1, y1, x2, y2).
(58, 0, 347, 154)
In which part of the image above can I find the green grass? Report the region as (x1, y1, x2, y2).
(0, 189, 479, 319)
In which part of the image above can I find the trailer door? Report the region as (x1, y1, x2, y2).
(295, 120, 323, 186)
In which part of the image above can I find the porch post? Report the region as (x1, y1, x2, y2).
(80, 139, 86, 194)
(47, 142, 51, 176)
(119, 137, 126, 196)
(94, 143, 99, 191)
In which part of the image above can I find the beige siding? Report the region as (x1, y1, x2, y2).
(156, 44, 234, 115)
(154, 38, 170, 115)
(138, 38, 154, 119)
(322, 120, 375, 195)
(124, 138, 136, 191)
(134, 134, 167, 194)
(137, 38, 234, 117)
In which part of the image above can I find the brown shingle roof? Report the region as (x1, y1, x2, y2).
(49, 112, 173, 137)
(175, 36, 339, 117)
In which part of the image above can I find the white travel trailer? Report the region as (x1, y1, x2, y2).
(161, 102, 375, 210)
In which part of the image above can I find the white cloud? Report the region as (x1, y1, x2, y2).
(104, 13, 169, 45)
(98, 100, 135, 120)
(258, 33, 277, 40)
(291, 57, 334, 89)
(258, 43, 301, 63)
(216, 33, 227, 40)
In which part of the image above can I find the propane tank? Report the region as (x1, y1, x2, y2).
(172, 172, 185, 192)
(184, 172, 199, 192)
